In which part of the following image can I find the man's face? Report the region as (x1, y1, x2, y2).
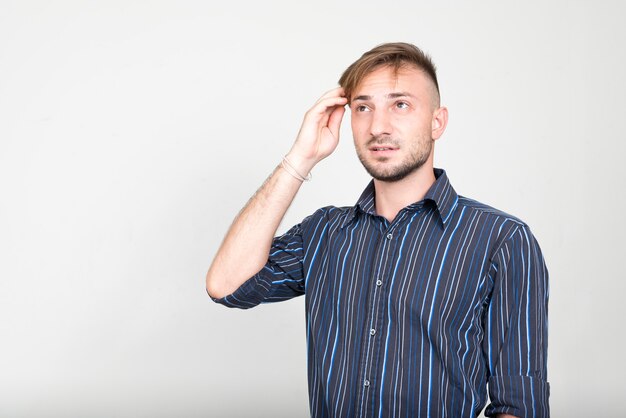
(350, 65, 440, 183)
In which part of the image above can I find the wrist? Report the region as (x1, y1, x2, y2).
(281, 155, 312, 182)
(283, 151, 317, 176)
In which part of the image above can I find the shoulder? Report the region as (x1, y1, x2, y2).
(456, 196, 527, 227)
(453, 196, 546, 270)
(297, 205, 355, 235)
(302, 205, 353, 224)
(454, 196, 537, 249)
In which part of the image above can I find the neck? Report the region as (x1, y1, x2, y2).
(374, 165, 436, 223)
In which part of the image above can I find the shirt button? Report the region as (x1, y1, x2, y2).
(386, 233, 393, 240)
(370, 328, 376, 336)
(376, 279, 382, 286)
(364, 379, 370, 387)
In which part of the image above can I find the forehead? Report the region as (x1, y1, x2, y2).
(352, 65, 434, 100)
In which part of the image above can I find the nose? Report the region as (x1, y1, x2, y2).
(369, 109, 392, 137)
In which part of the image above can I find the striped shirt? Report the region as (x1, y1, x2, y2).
(213, 168, 549, 418)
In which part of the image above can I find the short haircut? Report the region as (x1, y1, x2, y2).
(339, 42, 440, 102)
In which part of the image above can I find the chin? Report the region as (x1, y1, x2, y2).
(366, 166, 418, 183)
(362, 159, 429, 183)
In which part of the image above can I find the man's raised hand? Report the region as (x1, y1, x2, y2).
(285, 87, 348, 174)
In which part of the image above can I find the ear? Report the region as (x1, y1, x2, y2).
(431, 106, 448, 140)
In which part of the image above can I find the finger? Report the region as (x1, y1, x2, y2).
(308, 96, 348, 118)
(316, 87, 346, 103)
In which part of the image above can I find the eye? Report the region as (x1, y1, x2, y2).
(354, 104, 371, 112)
(396, 101, 409, 109)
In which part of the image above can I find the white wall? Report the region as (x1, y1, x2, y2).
(1, 1, 624, 417)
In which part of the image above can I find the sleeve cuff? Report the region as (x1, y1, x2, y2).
(486, 375, 550, 417)
(210, 273, 272, 309)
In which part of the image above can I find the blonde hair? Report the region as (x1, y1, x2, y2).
(339, 42, 439, 102)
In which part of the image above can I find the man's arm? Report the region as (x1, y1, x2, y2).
(206, 88, 347, 299)
(484, 225, 549, 418)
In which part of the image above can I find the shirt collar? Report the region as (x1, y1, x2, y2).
(341, 168, 459, 229)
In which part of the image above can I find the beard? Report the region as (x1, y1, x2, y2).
(356, 135, 433, 182)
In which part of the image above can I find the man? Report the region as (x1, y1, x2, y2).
(206, 43, 549, 418)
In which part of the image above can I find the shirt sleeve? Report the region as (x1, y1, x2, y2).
(483, 224, 550, 418)
(210, 223, 306, 309)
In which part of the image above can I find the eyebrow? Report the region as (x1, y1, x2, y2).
(352, 92, 416, 102)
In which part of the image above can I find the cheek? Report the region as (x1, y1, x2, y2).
(402, 120, 429, 137)
(351, 117, 369, 139)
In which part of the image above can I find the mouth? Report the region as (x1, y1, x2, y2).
(369, 145, 399, 157)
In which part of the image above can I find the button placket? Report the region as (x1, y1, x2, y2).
(358, 224, 397, 414)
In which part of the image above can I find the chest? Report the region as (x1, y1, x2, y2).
(302, 209, 496, 335)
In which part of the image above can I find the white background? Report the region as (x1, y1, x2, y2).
(1, 1, 625, 417)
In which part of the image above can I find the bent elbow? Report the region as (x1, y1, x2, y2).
(205, 272, 227, 300)
(206, 264, 259, 300)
